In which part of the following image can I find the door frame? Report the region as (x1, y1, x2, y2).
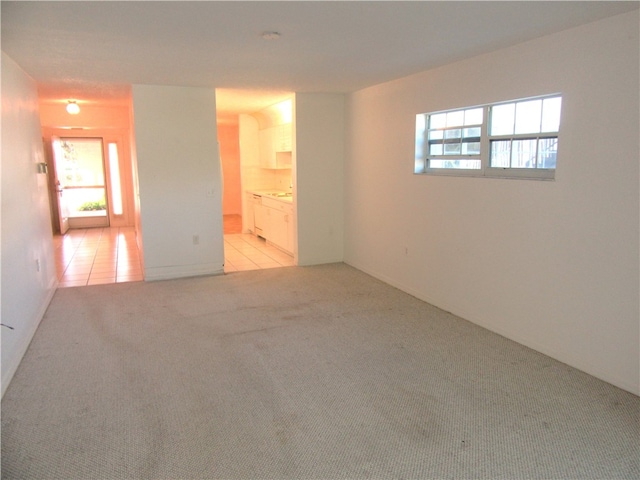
(43, 127, 135, 233)
(52, 136, 110, 229)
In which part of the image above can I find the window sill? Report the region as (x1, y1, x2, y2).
(416, 168, 556, 181)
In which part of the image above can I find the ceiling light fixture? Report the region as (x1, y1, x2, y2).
(261, 31, 281, 40)
(66, 100, 80, 115)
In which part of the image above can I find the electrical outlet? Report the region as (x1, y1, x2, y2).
(193, 235, 199, 245)
(35, 258, 41, 272)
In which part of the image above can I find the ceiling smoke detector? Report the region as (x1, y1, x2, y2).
(261, 31, 281, 41)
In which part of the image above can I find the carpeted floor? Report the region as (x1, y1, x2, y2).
(2, 263, 639, 479)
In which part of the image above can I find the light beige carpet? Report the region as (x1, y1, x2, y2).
(2, 263, 639, 479)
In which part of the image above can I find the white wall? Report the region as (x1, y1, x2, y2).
(1, 53, 58, 396)
(344, 11, 639, 394)
(132, 85, 224, 281)
(295, 93, 345, 266)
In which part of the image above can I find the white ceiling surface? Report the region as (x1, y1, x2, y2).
(2, 1, 637, 119)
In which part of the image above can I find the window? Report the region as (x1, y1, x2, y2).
(107, 142, 123, 215)
(415, 94, 562, 180)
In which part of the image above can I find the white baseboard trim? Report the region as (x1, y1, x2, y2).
(144, 263, 224, 282)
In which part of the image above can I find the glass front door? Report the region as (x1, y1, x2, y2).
(52, 137, 109, 229)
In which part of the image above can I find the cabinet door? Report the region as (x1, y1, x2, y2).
(270, 208, 288, 251)
(277, 123, 292, 152)
(259, 129, 275, 168)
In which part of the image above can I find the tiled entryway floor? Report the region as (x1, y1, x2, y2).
(54, 226, 143, 288)
(224, 234, 295, 273)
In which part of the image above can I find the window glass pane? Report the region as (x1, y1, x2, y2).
(464, 108, 483, 126)
(537, 138, 558, 169)
(429, 160, 447, 168)
(515, 99, 542, 134)
(430, 144, 443, 155)
(430, 113, 446, 129)
(415, 116, 427, 161)
(59, 138, 105, 187)
(430, 159, 481, 169)
(65, 187, 108, 217)
(463, 127, 481, 138)
(462, 141, 481, 155)
(490, 103, 515, 135)
(108, 143, 123, 215)
(444, 142, 461, 155)
(541, 97, 562, 132)
(444, 129, 461, 140)
(511, 139, 538, 168)
(429, 130, 443, 140)
(446, 110, 464, 127)
(490, 140, 511, 167)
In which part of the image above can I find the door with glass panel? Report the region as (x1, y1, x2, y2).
(51, 137, 110, 229)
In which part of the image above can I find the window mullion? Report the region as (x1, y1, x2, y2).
(480, 106, 490, 175)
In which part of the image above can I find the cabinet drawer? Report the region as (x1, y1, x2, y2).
(262, 197, 293, 213)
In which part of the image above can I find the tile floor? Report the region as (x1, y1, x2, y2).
(222, 214, 295, 273)
(54, 216, 294, 287)
(54, 226, 144, 288)
(224, 233, 295, 272)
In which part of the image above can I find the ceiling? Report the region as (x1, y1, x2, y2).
(2, 1, 637, 121)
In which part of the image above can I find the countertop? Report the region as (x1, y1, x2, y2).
(248, 190, 293, 203)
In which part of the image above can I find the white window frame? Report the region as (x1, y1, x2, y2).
(414, 94, 562, 180)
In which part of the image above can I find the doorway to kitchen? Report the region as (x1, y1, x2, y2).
(216, 91, 296, 273)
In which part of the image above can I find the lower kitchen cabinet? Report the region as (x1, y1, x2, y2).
(262, 197, 294, 254)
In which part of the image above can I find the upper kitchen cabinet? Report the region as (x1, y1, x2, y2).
(259, 122, 292, 169)
(276, 123, 292, 152)
(257, 98, 293, 169)
(258, 127, 274, 167)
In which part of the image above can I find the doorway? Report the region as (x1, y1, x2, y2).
(52, 137, 110, 230)
(50, 136, 129, 233)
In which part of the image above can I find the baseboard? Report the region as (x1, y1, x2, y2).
(1, 279, 58, 399)
(144, 263, 224, 282)
(344, 260, 640, 397)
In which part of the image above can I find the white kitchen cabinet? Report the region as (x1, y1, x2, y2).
(259, 123, 292, 169)
(261, 196, 294, 254)
(258, 128, 275, 168)
(267, 208, 288, 251)
(276, 123, 292, 152)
